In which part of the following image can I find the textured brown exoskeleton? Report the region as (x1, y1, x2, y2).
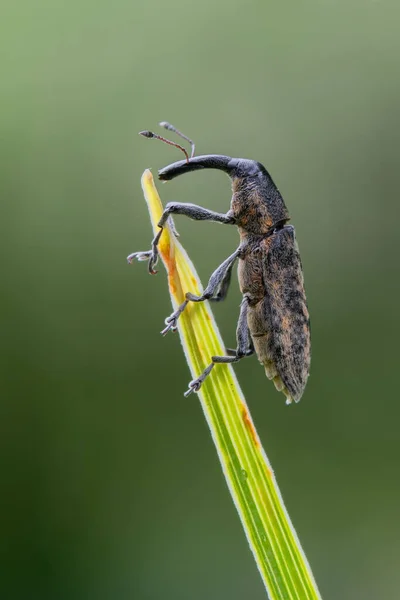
(129, 123, 310, 404)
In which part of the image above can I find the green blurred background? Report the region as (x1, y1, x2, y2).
(1, 1, 400, 598)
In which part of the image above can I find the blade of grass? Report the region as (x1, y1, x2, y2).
(137, 169, 322, 600)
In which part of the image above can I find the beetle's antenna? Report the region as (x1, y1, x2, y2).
(159, 121, 195, 158)
(139, 130, 189, 163)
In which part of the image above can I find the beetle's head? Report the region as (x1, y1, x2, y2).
(159, 156, 290, 226)
(140, 124, 290, 226)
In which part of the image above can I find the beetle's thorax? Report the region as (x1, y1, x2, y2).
(231, 169, 289, 237)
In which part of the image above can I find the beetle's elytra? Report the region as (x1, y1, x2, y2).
(129, 122, 311, 404)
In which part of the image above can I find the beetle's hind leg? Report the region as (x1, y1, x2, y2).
(162, 248, 241, 335)
(226, 338, 254, 357)
(185, 298, 253, 396)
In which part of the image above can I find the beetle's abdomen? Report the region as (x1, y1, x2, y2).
(242, 227, 310, 404)
(246, 300, 294, 401)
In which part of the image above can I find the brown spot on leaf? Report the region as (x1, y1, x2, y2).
(241, 404, 260, 448)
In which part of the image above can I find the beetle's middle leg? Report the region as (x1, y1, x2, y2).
(161, 248, 241, 335)
(184, 297, 253, 396)
(209, 260, 234, 303)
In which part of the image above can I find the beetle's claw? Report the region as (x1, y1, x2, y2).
(127, 250, 159, 274)
(161, 315, 178, 336)
(147, 251, 159, 275)
(127, 250, 152, 264)
(184, 379, 202, 397)
(184, 363, 214, 396)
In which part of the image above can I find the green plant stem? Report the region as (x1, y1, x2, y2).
(138, 169, 322, 600)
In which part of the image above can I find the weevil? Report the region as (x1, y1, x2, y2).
(129, 122, 311, 404)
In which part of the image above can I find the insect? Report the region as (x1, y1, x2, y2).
(129, 122, 311, 404)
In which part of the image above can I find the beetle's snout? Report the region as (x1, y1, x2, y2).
(158, 155, 237, 181)
(158, 155, 267, 183)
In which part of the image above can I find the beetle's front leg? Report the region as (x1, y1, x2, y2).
(127, 202, 235, 275)
(127, 226, 164, 275)
(161, 248, 241, 335)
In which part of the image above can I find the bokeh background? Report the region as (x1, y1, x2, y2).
(1, 1, 400, 598)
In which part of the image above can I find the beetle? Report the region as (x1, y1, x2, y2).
(128, 122, 311, 404)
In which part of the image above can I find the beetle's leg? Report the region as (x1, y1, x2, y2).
(127, 250, 152, 263)
(161, 248, 241, 335)
(128, 202, 235, 274)
(209, 260, 234, 303)
(126, 222, 165, 267)
(127, 226, 163, 275)
(226, 337, 254, 356)
(225, 347, 254, 357)
(184, 298, 253, 396)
